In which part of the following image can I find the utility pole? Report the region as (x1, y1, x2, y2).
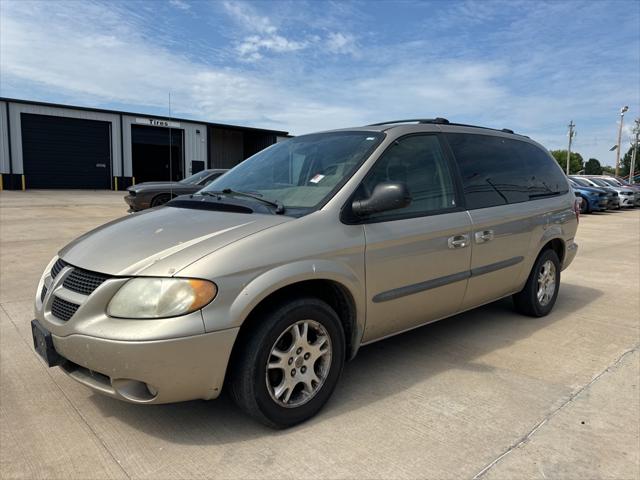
(566, 120, 576, 175)
(615, 106, 629, 177)
(630, 118, 639, 184)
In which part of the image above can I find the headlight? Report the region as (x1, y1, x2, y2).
(107, 278, 217, 319)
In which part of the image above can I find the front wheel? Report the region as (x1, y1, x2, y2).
(229, 298, 345, 428)
(513, 249, 560, 317)
(151, 194, 171, 207)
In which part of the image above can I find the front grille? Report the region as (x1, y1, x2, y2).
(51, 258, 67, 278)
(51, 296, 80, 321)
(598, 193, 606, 197)
(63, 268, 109, 296)
(40, 286, 48, 302)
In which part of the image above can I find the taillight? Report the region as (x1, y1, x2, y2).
(573, 198, 580, 223)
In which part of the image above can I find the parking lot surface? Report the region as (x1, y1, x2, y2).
(1, 190, 638, 480)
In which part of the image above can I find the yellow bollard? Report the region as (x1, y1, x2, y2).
(21, 175, 25, 191)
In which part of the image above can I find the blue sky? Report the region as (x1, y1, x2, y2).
(1, 0, 638, 165)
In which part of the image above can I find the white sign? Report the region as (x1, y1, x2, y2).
(135, 118, 181, 128)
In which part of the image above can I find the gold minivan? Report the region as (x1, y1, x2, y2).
(32, 119, 579, 428)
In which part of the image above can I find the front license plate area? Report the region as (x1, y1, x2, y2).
(31, 320, 62, 367)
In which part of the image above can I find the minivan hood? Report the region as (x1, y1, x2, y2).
(59, 206, 291, 276)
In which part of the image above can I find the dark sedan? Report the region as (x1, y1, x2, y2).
(125, 169, 228, 212)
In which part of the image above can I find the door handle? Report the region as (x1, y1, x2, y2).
(448, 234, 470, 249)
(474, 230, 494, 243)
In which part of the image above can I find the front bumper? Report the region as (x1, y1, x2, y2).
(619, 195, 635, 207)
(34, 262, 239, 404)
(124, 194, 148, 212)
(52, 327, 238, 404)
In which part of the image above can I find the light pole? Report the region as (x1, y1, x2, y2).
(566, 120, 576, 175)
(615, 105, 629, 177)
(630, 118, 639, 184)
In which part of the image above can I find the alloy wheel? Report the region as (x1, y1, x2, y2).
(265, 320, 332, 408)
(536, 260, 556, 306)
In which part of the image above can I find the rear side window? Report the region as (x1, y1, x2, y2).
(445, 133, 568, 209)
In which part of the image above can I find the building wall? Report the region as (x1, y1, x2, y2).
(0, 99, 285, 188)
(210, 127, 244, 169)
(122, 115, 207, 177)
(4, 102, 122, 176)
(0, 101, 10, 174)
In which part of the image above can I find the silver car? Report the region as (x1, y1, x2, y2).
(587, 175, 640, 207)
(32, 119, 579, 428)
(579, 176, 635, 208)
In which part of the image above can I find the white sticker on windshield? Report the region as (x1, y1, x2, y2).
(310, 174, 325, 184)
(366, 137, 375, 140)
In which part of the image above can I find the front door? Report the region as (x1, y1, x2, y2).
(360, 134, 472, 343)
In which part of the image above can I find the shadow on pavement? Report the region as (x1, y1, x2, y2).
(90, 282, 603, 444)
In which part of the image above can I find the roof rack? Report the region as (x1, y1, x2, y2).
(368, 118, 521, 136)
(367, 119, 526, 137)
(367, 118, 450, 126)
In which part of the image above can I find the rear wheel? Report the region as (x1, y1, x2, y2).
(151, 194, 171, 207)
(513, 249, 560, 317)
(229, 298, 345, 428)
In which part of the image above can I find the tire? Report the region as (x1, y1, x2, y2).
(512, 249, 560, 317)
(579, 196, 589, 214)
(151, 194, 171, 207)
(229, 297, 346, 428)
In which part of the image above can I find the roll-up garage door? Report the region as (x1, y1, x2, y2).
(21, 113, 111, 189)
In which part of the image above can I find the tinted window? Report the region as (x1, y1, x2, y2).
(445, 133, 568, 209)
(360, 134, 456, 220)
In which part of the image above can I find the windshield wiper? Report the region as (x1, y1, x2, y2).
(203, 189, 285, 214)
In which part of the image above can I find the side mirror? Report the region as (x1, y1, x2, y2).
(351, 182, 411, 217)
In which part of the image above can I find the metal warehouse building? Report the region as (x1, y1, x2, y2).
(0, 98, 289, 190)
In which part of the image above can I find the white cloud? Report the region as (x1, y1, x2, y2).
(326, 32, 356, 55)
(222, 1, 307, 60)
(169, 0, 190, 11)
(221, 1, 357, 60)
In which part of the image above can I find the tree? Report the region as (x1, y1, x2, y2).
(602, 165, 616, 175)
(584, 158, 603, 175)
(620, 145, 634, 177)
(550, 150, 584, 174)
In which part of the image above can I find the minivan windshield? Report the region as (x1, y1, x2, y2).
(200, 131, 384, 212)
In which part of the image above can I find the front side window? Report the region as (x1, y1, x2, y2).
(201, 132, 384, 212)
(446, 133, 568, 210)
(358, 134, 457, 220)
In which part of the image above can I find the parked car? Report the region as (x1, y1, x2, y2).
(32, 119, 579, 428)
(568, 179, 608, 213)
(569, 176, 620, 209)
(586, 176, 640, 206)
(582, 176, 636, 208)
(124, 169, 228, 211)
